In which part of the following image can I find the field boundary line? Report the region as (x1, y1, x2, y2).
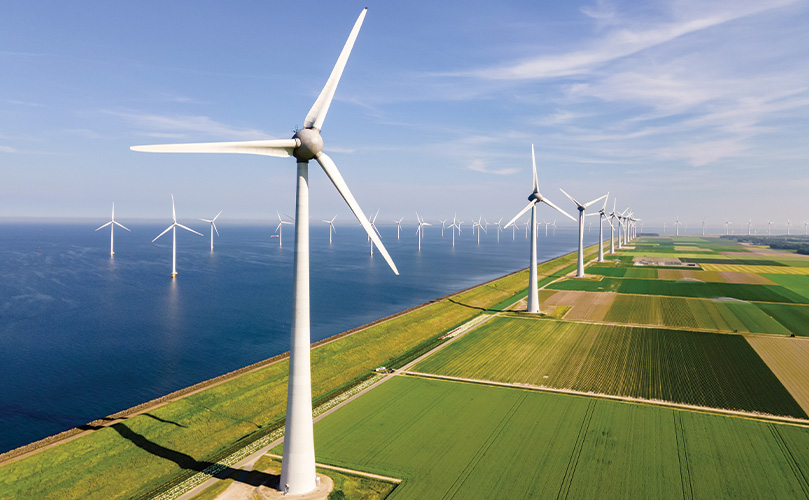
(404, 371, 809, 427)
(673, 412, 694, 500)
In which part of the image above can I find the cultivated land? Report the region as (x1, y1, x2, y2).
(5, 236, 809, 499)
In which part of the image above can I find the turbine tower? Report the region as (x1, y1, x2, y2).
(199, 210, 223, 251)
(675, 217, 681, 236)
(95, 202, 130, 256)
(439, 218, 447, 237)
(592, 194, 610, 262)
(504, 145, 573, 313)
(608, 200, 619, 254)
(448, 214, 460, 247)
(367, 209, 380, 256)
(322, 215, 337, 244)
(152, 194, 203, 277)
(560, 189, 607, 278)
(131, 9, 398, 495)
(702, 217, 706, 236)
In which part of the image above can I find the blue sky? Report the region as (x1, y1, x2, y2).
(1, 0, 808, 230)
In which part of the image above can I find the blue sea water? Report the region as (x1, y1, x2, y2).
(0, 220, 600, 453)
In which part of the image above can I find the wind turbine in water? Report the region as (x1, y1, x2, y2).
(275, 211, 294, 248)
(95, 202, 130, 256)
(439, 218, 447, 237)
(368, 209, 380, 256)
(415, 213, 430, 251)
(199, 210, 223, 251)
(152, 195, 203, 277)
(560, 188, 607, 278)
(322, 215, 337, 244)
(448, 214, 461, 247)
(131, 9, 398, 495)
(505, 145, 574, 313)
(393, 217, 404, 240)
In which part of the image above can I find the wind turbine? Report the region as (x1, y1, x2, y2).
(592, 194, 610, 262)
(131, 9, 398, 495)
(724, 220, 732, 235)
(747, 219, 752, 236)
(322, 215, 336, 244)
(702, 217, 706, 236)
(95, 202, 130, 256)
(804, 221, 808, 236)
(552, 220, 557, 236)
(275, 211, 294, 248)
(608, 201, 619, 254)
(787, 219, 791, 235)
(393, 216, 404, 240)
(152, 194, 203, 277)
(472, 216, 485, 244)
(439, 218, 447, 237)
(674, 217, 681, 236)
(504, 145, 574, 313)
(448, 214, 460, 247)
(368, 209, 380, 256)
(415, 213, 430, 251)
(493, 218, 503, 242)
(560, 189, 608, 278)
(768, 220, 773, 235)
(199, 210, 223, 251)
(524, 220, 529, 239)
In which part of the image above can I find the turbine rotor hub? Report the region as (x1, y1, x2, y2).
(528, 192, 541, 203)
(292, 128, 323, 161)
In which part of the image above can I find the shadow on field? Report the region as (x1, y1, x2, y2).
(447, 298, 488, 312)
(110, 423, 279, 488)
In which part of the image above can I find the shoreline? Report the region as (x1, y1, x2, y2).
(0, 254, 542, 465)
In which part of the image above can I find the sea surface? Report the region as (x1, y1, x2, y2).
(0, 220, 600, 453)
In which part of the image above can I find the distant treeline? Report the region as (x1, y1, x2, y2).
(721, 235, 809, 255)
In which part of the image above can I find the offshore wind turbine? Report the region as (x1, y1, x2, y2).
(472, 216, 485, 244)
(439, 218, 447, 237)
(199, 210, 223, 251)
(415, 213, 430, 251)
(448, 214, 460, 247)
(368, 209, 380, 256)
(505, 145, 574, 313)
(95, 202, 130, 256)
(560, 189, 608, 278)
(393, 216, 404, 240)
(131, 9, 398, 495)
(493, 218, 503, 242)
(275, 211, 294, 248)
(322, 215, 337, 244)
(152, 195, 203, 277)
(552, 220, 557, 236)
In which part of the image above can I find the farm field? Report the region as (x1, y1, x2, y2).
(309, 376, 809, 500)
(547, 276, 809, 303)
(762, 274, 809, 300)
(412, 317, 806, 418)
(754, 303, 809, 337)
(702, 263, 809, 274)
(747, 336, 809, 415)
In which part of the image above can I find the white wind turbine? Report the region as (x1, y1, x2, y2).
(131, 9, 398, 495)
(787, 219, 791, 235)
(724, 220, 732, 235)
(472, 216, 485, 244)
(747, 219, 752, 236)
(152, 195, 203, 277)
(393, 216, 404, 240)
(702, 217, 706, 236)
(592, 194, 610, 262)
(199, 210, 223, 251)
(768, 220, 773, 235)
(322, 215, 337, 244)
(493, 217, 503, 242)
(608, 201, 619, 254)
(674, 217, 681, 236)
(95, 202, 130, 256)
(804, 221, 808, 235)
(275, 211, 294, 248)
(368, 209, 380, 256)
(439, 218, 447, 237)
(560, 189, 607, 278)
(505, 145, 574, 313)
(524, 220, 529, 239)
(449, 214, 462, 247)
(416, 213, 430, 251)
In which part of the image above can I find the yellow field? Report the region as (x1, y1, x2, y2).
(746, 336, 809, 415)
(701, 264, 809, 275)
(542, 290, 615, 321)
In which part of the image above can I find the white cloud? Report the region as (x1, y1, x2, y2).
(106, 110, 272, 141)
(0, 145, 16, 153)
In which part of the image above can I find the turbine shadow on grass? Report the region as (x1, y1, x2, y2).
(447, 298, 491, 312)
(110, 422, 279, 488)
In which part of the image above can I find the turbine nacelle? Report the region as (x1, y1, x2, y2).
(291, 129, 322, 161)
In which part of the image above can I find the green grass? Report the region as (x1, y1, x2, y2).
(680, 258, 788, 266)
(310, 376, 809, 499)
(548, 277, 809, 303)
(586, 265, 658, 278)
(413, 317, 806, 418)
(763, 274, 809, 301)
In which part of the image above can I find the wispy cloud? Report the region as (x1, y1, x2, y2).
(0, 145, 16, 153)
(106, 110, 272, 141)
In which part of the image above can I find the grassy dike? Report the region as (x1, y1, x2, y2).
(0, 244, 601, 500)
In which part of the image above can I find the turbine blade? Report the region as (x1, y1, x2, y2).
(213, 210, 223, 221)
(212, 221, 219, 237)
(583, 193, 608, 209)
(113, 221, 131, 231)
(559, 188, 582, 208)
(303, 8, 367, 131)
(95, 221, 112, 231)
(152, 224, 174, 242)
(504, 201, 534, 228)
(171, 194, 176, 222)
(542, 198, 577, 221)
(315, 151, 398, 275)
(531, 144, 539, 192)
(131, 139, 299, 158)
(176, 223, 204, 236)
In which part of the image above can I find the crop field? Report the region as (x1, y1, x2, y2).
(747, 336, 809, 415)
(586, 265, 658, 279)
(702, 264, 809, 274)
(310, 376, 809, 499)
(413, 317, 806, 417)
(754, 303, 809, 337)
(762, 274, 809, 301)
(541, 290, 614, 321)
(548, 277, 809, 303)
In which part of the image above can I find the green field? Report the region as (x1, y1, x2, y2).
(585, 265, 658, 279)
(548, 277, 809, 303)
(413, 317, 806, 418)
(309, 376, 809, 499)
(602, 294, 793, 334)
(754, 303, 809, 337)
(764, 274, 809, 301)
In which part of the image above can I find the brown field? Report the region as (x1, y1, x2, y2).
(746, 336, 809, 415)
(657, 269, 726, 282)
(541, 290, 615, 321)
(719, 272, 777, 285)
(722, 250, 809, 258)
